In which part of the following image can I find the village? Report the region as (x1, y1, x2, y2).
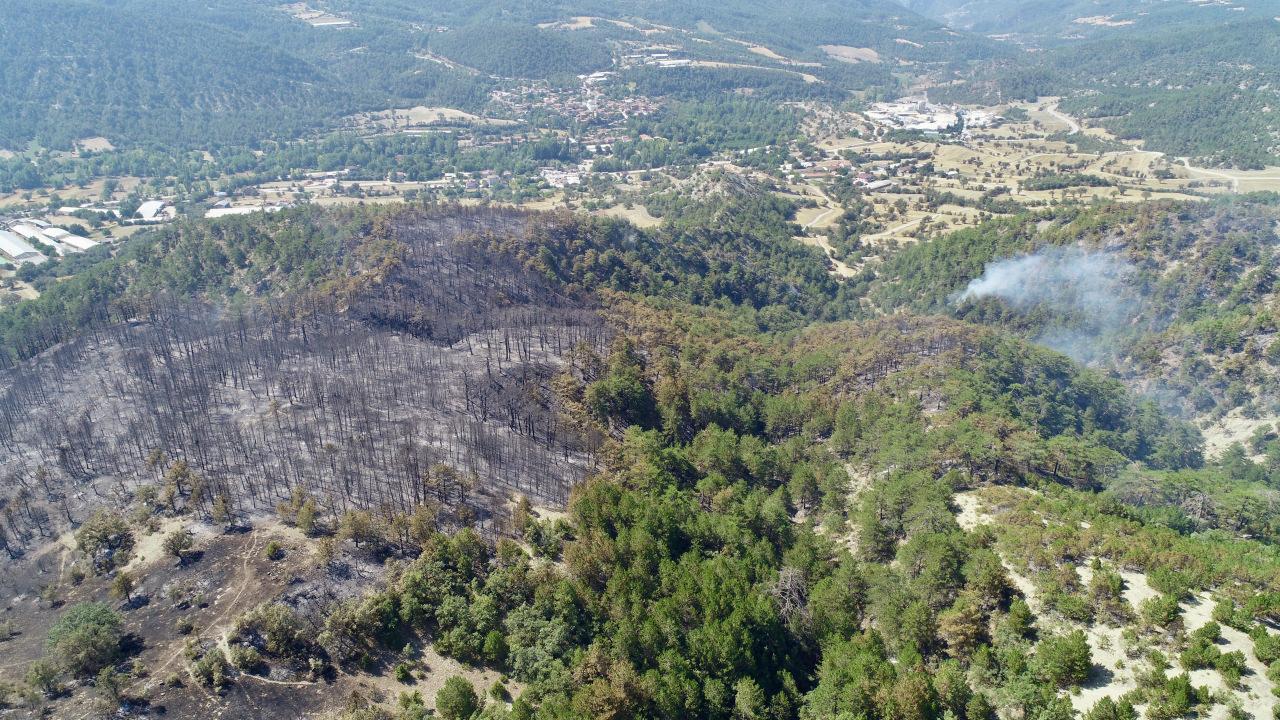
(3, 79, 1276, 296)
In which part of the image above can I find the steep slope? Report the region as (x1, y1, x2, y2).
(897, 0, 1275, 44)
(0, 0, 487, 150)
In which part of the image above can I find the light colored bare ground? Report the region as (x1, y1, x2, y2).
(952, 491, 986, 532)
(333, 644, 520, 717)
(747, 45, 786, 61)
(76, 136, 115, 152)
(813, 465, 874, 553)
(1074, 15, 1135, 27)
(1202, 409, 1278, 460)
(820, 45, 881, 63)
(957, 489, 1277, 716)
(951, 490, 1041, 608)
(597, 203, 661, 228)
(796, 234, 858, 278)
(1181, 593, 1278, 720)
(351, 106, 515, 130)
(689, 61, 819, 83)
(1072, 562, 1141, 713)
(123, 516, 213, 574)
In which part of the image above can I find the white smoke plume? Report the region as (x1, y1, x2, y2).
(951, 246, 1140, 363)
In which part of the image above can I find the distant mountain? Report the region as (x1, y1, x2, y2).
(896, 0, 1276, 45)
(0, 0, 1007, 152)
(0, 0, 483, 151)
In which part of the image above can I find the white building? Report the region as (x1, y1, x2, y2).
(204, 205, 288, 219)
(8, 224, 45, 241)
(136, 200, 168, 221)
(56, 233, 99, 252)
(0, 230, 47, 265)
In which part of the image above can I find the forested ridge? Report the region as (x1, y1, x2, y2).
(872, 196, 1280, 419)
(937, 18, 1280, 168)
(0, 0, 490, 150)
(2, 200, 1280, 719)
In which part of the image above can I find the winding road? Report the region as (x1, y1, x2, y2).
(1046, 104, 1080, 135)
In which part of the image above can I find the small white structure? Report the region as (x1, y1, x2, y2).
(204, 205, 288, 219)
(0, 230, 47, 265)
(136, 200, 168, 221)
(540, 168, 582, 188)
(8, 224, 45, 241)
(57, 233, 99, 252)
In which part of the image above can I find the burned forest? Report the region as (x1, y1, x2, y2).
(0, 206, 611, 563)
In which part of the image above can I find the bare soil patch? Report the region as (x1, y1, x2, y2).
(820, 45, 880, 63)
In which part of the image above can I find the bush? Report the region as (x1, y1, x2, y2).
(264, 541, 284, 561)
(1212, 598, 1250, 630)
(1035, 630, 1092, 688)
(95, 666, 125, 704)
(1083, 696, 1137, 720)
(234, 603, 312, 659)
(25, 659, 61, 697)
(75, 511, 135, 574)
(436, 676, 479, 720)
(1252, 625, 1280, 665)
(189, 647, 230, 689)
(163, 529, 195, 563)
(1214, 650, 1247, 687)
(1140, 595, 1182, 629)
(46, 602, 124, 676)
(228, 644, 264, 673)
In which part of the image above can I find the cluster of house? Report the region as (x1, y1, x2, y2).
(621, 48, 692, 69)
(283, 3, 354, 28)
(540, 167, 583, 188)
(865, 96, 1000, 133)
(0, 219, 100, 266)
(490, 76, 659, 126)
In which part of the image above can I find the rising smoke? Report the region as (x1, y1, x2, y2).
(951, 246, 1141, 363)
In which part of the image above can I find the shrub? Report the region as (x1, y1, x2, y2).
(189, 647, 230, 689)
(75, 511, 135, 574)
(1004, 598, 1035, 639)
(264, 541, 284, 561)
(46, 602, 124, 676)
(1252, 625, 1280, 665)
(1083, 696, 1137, 720)
(25, 659, 61, 697)
(95, 666, 125, 705)
(228, 645, 264, 673)
(1212, 598, 1247, 629)
(1214, 650, 1247, 687)
(234, 603, 312, 659)
(1140, 595, 1182, 629)
(163, 529, 195, 563)
(1035, 630, 1092, 688)
(436, 676, 480, 720)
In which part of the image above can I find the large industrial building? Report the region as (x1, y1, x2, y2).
(0, 229, 47, 265)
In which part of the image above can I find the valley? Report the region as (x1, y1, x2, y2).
(2, 3, 1280, 720)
